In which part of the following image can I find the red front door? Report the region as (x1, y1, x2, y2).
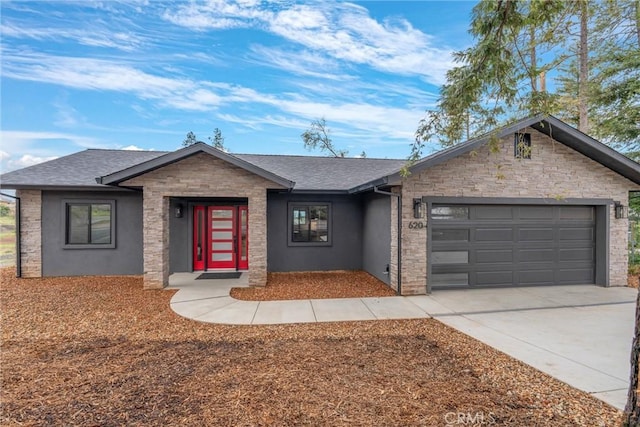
(193, 205, 248, 271)
(208, 206, 236, 269)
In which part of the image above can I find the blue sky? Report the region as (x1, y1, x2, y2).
(0, 0, 476, 173)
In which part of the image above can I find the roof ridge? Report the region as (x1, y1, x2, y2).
(85, 148, 170, 153)
(235, 152, 404, 161)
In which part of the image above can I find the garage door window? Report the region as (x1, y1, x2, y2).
(432, 251, 469, 264)
(431, 206, 469, 220)
(432, 229, 469, 241)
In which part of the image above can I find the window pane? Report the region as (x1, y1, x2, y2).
(514, 133, 532, 159)
(212, 231, 233, 240)
(292, 208, 308, 241)
(91, 204, 111, 244)
(212, 252, 233, 261)
(308, 206, 328, 242)
(432, 229, 469, 241)
(432, 251, 469, 264)
(291, 205, 329, 242)
(212, 242, 233, 251)
(68, 205, 90, 244)
(212, 209, 233, 218)
(240, 210, 248, 261)
(431, 206, 469, 220)
(211, 220, 233, 229)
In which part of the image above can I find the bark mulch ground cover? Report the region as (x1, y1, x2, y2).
(230, 270, 397, 301)
(0, 268, 621, 426)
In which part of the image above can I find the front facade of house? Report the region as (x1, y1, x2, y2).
(3, 115, 640, 294)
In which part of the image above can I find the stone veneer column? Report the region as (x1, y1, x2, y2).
(16, 189, 42, 277)
(142, 192, 169, 289)
(248, 190, 267, 286)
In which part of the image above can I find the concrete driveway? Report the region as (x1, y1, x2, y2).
(407, 285, 636, 410)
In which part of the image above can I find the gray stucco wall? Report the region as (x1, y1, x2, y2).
(42, 190, 143, 276)
(361, 193, 391, 284)
(267, 192, 363, 272)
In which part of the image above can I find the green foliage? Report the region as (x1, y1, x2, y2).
(182, 131, 197, 147)
(209, 128, 226, 151)
(183, 128, 227, 150)
(301, 118, 348, 158)
(412, 0, 639, 163)
(0, 205, 10, 216)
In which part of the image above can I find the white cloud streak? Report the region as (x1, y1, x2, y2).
(163, 1, 455, 84)
(1, 50, 426, 144)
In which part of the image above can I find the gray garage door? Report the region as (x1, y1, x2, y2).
(430, 204, 595, 289)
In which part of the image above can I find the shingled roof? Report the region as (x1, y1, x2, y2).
(0, 147, 405, 192)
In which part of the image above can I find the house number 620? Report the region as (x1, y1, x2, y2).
(408, 221, 426, 229)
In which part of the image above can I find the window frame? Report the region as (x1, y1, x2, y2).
(62, 199, 116, 249)
(514, 132, 532, 159)
(287, 202, 332, 247)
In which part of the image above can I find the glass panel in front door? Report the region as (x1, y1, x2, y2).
(207, 207, 236, 269)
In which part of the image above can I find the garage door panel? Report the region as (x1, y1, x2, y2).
(559, 247, 594, 261)
(476, 249, 513, 263)
(559, 206, 594, 220)
(518, 206, 554, 219)
(518, 248, 555, 262)
(557, 268, 594, 283)
(474, 206, 513, 219)
(431, 273, 469, 287)
(519, 228, 554, 241)
(476, 270, 513, 285)
(475, 228, 513, 241)
(559, 227, 594, 241)
(518, 270, 555, 285)
(430, 204, 595, 289)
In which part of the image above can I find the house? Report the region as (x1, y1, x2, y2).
(2, 115, 640, 295)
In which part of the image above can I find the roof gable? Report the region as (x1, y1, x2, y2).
(351, 114, 640, 192)
(97, 142, 295, 189)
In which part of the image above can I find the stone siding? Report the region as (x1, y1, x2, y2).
(397, 128, 639, 295)
(122, 153, 283, 289)
(16, 189, 42, 278)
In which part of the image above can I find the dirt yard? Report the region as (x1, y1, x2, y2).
(231, 270, 397, 300)
(0, 269, 621, 426)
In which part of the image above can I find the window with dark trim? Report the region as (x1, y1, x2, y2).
(64, 200, 115, 248)
(514, 133, 532, 159)
(288, 203, 331, 246)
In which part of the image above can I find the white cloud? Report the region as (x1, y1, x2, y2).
(162, 1, 455, 84)
(1, 23, 145, 52)
(121, 145, 144, 151)
(161, 0, 268, 30)
(248, 46, 351, 81)
(2, 51, 199, 108)
(0, 151, 10, 161)
(1, 51, 427, 144)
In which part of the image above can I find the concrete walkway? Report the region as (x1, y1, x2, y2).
(168, 273, 636, 410)
(168, 273, 430, 324)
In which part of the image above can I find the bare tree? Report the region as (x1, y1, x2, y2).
(301, 118, 347, 158)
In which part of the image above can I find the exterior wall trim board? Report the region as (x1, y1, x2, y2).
(422, 196, 614, 206)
